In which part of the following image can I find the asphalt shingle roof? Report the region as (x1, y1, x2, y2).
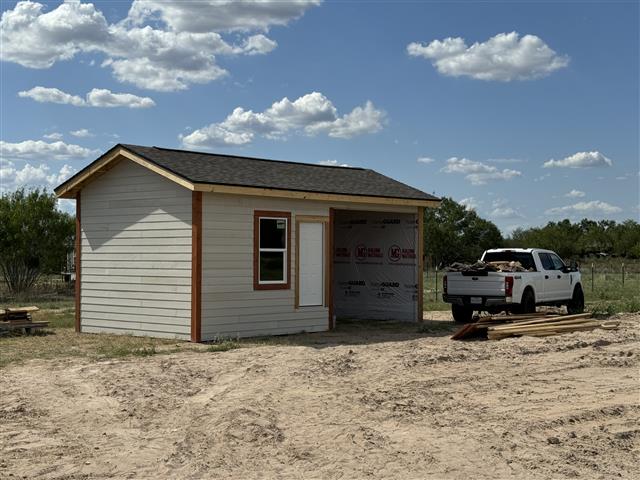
(121, 144, 437, 202)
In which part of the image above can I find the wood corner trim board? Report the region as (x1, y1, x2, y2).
(75, 191, 81, 333)
(56, 146, 439, 208)
(191, 191, 202, 342)
(417, 206, 425, 322)
(253, 210, 292, 291)
(328, 208, 335, 330)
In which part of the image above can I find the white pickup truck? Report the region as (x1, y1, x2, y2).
(442, 248, 584, 323)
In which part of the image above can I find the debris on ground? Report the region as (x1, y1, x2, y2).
(451, 312, 620, 341)
(0, 306, 48, 334)
(445, 260, 533, 273)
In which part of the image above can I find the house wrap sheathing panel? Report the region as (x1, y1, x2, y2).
(333, 210, 419, 321)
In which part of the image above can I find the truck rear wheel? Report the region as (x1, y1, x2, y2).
(452, 305, 474, 323)
(521, 289, 536, 314)
(567, 285, 585, 314)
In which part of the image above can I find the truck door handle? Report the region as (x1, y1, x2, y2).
(545, 275, 549, 279)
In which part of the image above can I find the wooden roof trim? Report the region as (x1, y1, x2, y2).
(55, 147, 195, 198)
(193, 183, 440, 208)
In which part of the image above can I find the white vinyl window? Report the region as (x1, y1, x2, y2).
(258, 217, 288, 284)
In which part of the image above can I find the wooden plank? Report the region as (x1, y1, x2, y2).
(5, 306, 39, 313)
(450, 323, 476, 340)
(489, 318, 595, 332)
(487, 322, 602, 340)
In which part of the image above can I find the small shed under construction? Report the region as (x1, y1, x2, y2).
(55, 144, 439, 341)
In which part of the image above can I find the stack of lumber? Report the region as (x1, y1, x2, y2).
(2, 306, 39, 322)
(0, 306, 49, 333)
(451, 312, 619, 341)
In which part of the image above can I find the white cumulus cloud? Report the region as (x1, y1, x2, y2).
(417, 156, 435, 164)
(0, 140, 97, 160)
(0, 159, 77, 193)
(459, 197, 480, 211)
(43, 132, 63, 140)
(181, 92, 385, 148)
(407, 32, 569, 81)
(441, 157, 521, 185)
(543, 151, 613, 168)
(1, 1, 319, 91)
(19, 86, 156, 108)
(545, 201, 622, 216)
(124, 0, 321, 33)
(489, 199, 523, 219)
(318, 159, 350, 167)
(70, 129, 93, 138)
(565, 189, 586, 198)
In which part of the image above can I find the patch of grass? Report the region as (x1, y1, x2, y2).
(206, 341, 241, 352)
(584, 270, 640, 316)
(0, 329, 193, 369)
(96, 343, 159, 358)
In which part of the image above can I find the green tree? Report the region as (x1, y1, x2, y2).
(0, 188, 75, 294)
(507, 218, 640, 259)
(424, 197, 503, 266)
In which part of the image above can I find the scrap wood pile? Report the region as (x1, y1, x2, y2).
(0, 306, 48, 334)
(446, 260, 533, 273)
(452, 312, 620, 341)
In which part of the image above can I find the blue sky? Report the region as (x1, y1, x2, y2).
(1, 0, 638, 233)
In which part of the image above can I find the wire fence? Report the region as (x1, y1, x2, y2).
(423, 260, 640, 305)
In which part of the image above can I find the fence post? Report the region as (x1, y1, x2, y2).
(622, 262, 625, 286)
(591, 263, 594, 293)
(435, 266, 438, 302)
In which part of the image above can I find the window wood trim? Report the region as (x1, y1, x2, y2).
(253, 210, 291, 290)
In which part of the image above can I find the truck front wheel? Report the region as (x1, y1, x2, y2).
(452, 305, 474, 323)
(567, 285, 585, 314)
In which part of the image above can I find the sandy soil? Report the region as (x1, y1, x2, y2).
(1, 312, 638, 479)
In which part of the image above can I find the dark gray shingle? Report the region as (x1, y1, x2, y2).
(123, 145, 437, 201)
(58, 144, 438, 202)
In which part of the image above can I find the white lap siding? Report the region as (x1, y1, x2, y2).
(201, 193, 417, 340)
(80, 160, 192, 339)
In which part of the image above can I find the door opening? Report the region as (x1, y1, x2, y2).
(298, 222, 325, 307)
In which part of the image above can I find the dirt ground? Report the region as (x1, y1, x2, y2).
(1, 312, 638, 480)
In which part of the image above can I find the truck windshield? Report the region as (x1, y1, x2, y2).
(483, 251, 537, 271)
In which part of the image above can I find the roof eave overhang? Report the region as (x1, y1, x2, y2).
(55, 145, 440, 208)
(192, 182, 440, 208)
(55, 145, 194, 199)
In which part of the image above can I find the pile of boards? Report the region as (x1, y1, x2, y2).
(0, 306, 48, 334)
(452, 312, 619, 341)
(445, 260, 532, 274)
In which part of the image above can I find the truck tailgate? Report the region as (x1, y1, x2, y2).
(447, 273, 505, 296)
